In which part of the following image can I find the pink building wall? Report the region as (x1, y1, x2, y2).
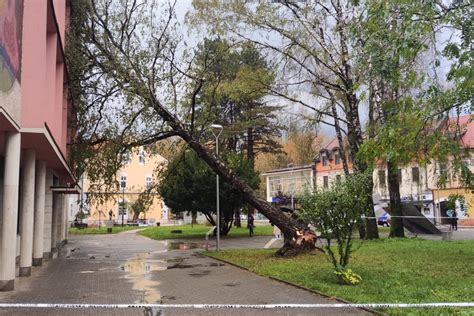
(20, 0, 69, 157)
(20, 0, 47, 129)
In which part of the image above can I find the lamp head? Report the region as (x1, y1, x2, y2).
(211, 124, 223, 130)
(211, 124, 224, 138)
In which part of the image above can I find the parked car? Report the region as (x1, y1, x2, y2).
(377, 211, 391, 227)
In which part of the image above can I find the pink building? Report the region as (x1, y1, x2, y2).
(0, 0, 76, 291)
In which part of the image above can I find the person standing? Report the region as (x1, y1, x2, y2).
(452, 210, 458, 231)
(247, 214, 255, 237)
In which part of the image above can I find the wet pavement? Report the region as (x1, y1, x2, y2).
(0, 230, 370, 315)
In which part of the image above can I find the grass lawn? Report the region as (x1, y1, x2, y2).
(207, 238, 474, 315)
(69, 226, 146, 234)
(139, 224, 273, 240)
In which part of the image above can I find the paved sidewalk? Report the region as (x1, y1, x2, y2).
(0, 230, 369, 315)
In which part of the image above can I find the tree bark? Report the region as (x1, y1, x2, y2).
(387, 161, 404, 237)
(329, 95, 349, 175)
(344, 96, 379, 240)
(234, 209, 242, 228)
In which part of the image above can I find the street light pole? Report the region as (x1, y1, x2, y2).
(211, 124, 223, 251)
(122, 186, 125, 227)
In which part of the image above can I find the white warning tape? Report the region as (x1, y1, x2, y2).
(363, 216, 461, 219)
(0, 303, 473, 309)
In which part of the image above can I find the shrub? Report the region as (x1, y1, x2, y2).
(334, 268, 362, 285)
(299, 172, 372, 284)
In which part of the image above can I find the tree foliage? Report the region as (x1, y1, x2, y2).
(190, 38, 282, 160)
(159, 150, 259, 235)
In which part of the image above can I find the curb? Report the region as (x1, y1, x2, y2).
(204, 253, 386, 316)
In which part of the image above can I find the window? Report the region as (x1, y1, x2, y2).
(121, 151, 131, 165)
(438, 163, 449, 182)
(335, 152, 341, 165)
(289, 181, 295, 193)
(336, 174, 341, 183)
(120, 175, 127, 189)
(145, 176, 153, 189)
(269, 176, 282, 196)
(138, 150, 146, 165)
(412, 167, 419, 182)
(323, 176, 329, 188)
(439, 163, 448, 174)
(378, 170, 386, 188)
(118, 199, 127, 216)
(322, 154, 328, 166)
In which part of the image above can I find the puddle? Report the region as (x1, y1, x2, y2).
(224, 282, 239, 287)
(123, 253, 166, 304)
(166, 242, 207, 251)
(167, 263, 200, 270)
(167, 262, 224, 268)
(191, 253, 206, 258)
(207, 262, 225, 267)
(188, 270, 211, 278)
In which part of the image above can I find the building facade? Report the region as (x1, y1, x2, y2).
(81, 148, 169, 226)
(313, 138, 353, 190)
(0, 0, 75, 291)
(262, 164, 314, 203)
(263, 115, 474, 226)
(372, 115, 474, 226)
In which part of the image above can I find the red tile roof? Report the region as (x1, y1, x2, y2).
(445, 114, 474, 147)
(321, 137, 339, 151)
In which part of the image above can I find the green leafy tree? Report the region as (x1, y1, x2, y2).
(159, 150, 259, 235)
(191, 38, 282, 226)
(191, 38, 282, 160)
(299, 172, 372, 284)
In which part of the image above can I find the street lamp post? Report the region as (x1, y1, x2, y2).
(121, 186, 125, 227)
(211, 124, 223, 251)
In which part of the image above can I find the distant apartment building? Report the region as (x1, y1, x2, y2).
(0, 0, 76, 291)
(80, 148, 169, 226)
(313, 138, 352, 189)
(263, 115, 474, 226)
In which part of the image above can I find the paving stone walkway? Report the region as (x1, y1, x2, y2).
(0, 230, 370, 315)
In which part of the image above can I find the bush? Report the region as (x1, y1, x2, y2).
(299, 172, 372, 284)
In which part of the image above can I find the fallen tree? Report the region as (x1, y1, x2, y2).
(68, 0, 315, 255)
